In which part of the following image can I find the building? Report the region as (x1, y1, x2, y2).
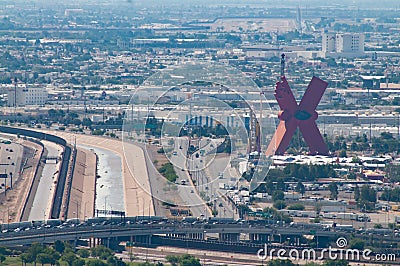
(7, 85, 48, 107)
(322, 33, 336, 53)
(322, 33, 365, 58)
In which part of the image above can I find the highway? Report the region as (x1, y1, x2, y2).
(28, 141, 63, 221)
(0, 140, 23, 190)
(172, 137, 210, 218)
(1, 219, 399, 248)
(203, 155, 240, 220)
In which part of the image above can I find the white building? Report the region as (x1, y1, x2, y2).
(336, 33, 364, 53)
(322, 33, 336, 53)
(7, 85, 48, 107)
(322, 33, 365, 58)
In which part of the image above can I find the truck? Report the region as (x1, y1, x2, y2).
(335, 213, 358, 221)
(45, 219, 62, 227)
(321, 205, 346, 213)
(335, 224, 355, 232)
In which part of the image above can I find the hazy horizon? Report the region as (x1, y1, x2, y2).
(6, 0, 400, 9)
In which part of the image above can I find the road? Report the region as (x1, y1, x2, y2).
(28, 141, 62, 221)
(203, 155, 240, 219)
(184, 137, 238, 219)
(0, 140, 23, 190)
(167, 136, 237, 218)
(171, 137, 210, 218)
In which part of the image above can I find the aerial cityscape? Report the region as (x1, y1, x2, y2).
(0, 0, 400, 265)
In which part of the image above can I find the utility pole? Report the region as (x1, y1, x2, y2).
(13, 77, 17, 121)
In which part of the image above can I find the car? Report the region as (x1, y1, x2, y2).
(191, 190, 194, 193)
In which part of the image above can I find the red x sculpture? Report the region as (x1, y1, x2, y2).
(266, 76, 329, 156)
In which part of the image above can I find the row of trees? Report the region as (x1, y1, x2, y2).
(17, 241, 126, 266)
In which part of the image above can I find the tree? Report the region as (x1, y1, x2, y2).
(295, 181, 305, 196)
(272, 190, 284, 201)
(267, 259, 295, 266)
(273, 200, 287, 210)
(21, 252, 35, 266)
(354, 185, 360, 202)
(359, 185, 377, 208)
(288, 203, 305, 210)
(77, 249, 90, 258)
(90, 245, 113, 260)
(328, 182, 338, 200)
(374, 223, 383, 229)
(348, 238, 365, 250)
(37, 253, 52, 266)
(0, 255, 5, 266)
(179, 254, 201, 266)
(86, 259, 107, 266)
(61, 252, 77, 266)
(166, 255, 179, 266)
(323, 260, 349, 266)
(72, 258, 85, 266)
(25, 243, 44, 266)
(54, 240, 65, 254)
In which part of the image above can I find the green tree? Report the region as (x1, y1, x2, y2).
(72, 258, 85, 266)
(272, 190, 284, 201)
(358, 185, 377, 209)
(86, 259, 107, 266)
(354, 185, 360, 202)
(61, 252, 77, 266)
(179, 254, 201, 266)
(273, 200, 287, 210)
(54, 240, 65, 254)
(77, 249, 90, 258)
(25, 243, 44, 266)
(90, 246, 113, 260)
(21, 252, 35, 266)
(374, 223, 383, 229)
(295, 181, 305, 196)
(166, 255, 179, 266)
(0, 255, 5, 266)
(348, 238, 365, 250)
(287, 203, 305, 210)
(328, 182, 338, 200)
(323, 260, 349, 266)
(267, 259, 295, 266)
(37, 253, 52, 266)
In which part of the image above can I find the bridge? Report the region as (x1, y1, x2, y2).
(0, 222, 397, 248)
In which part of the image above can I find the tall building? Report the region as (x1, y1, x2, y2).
(322, 32, 364, 57)
(335, 33, 364, 53)
(322, 33, 336, 53)
(7, 85, 48, 107)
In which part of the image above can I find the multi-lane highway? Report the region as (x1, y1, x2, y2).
(1, 218, 399, 249)
(28, 141, 63, 221)
(171, 137, 210, 218)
